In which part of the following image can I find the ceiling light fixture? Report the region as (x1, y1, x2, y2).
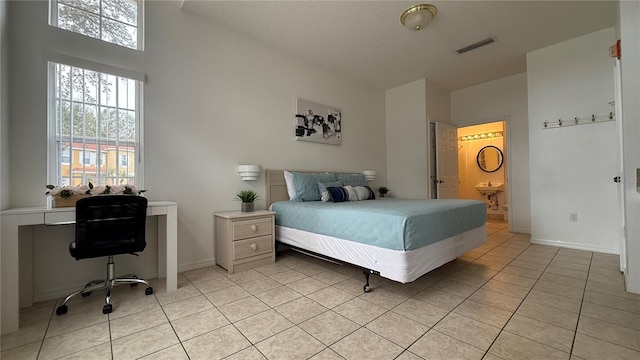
(400, 4, 437, 31)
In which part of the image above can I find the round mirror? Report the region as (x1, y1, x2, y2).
(477, 145, 504, 173)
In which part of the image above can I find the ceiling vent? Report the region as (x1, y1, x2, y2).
(456, 37, 496, 54)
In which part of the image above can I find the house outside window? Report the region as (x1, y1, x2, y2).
(49, 0, 143, 50)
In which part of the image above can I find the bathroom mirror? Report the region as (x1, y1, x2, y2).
(477, 145, 504, 173)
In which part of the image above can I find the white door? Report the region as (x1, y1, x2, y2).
(435, 122, 459, 199)
(614, 59, 627, 272)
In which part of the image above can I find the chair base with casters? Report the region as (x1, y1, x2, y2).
(56, 255, 154, 315)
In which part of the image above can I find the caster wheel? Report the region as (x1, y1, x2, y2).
(363, 285, 370, 293)
(81, 291, 91, 297)
(56, 305, 68, 315)
(145, 287, 154, 295)
(102, 304, 112, 314)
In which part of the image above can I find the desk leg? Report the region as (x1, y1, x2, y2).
(157, 205, 177, 292)
(1, 219, 20, 334)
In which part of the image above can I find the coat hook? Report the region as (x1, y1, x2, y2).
(609, 112, 613, 120)
(558, 118, 562, 126)
(543, 121, 548, 128)
(574, 116, 579, 124)
(592, 114, 596, 122)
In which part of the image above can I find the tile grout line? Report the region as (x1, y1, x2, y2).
(567, 251, 593, 358)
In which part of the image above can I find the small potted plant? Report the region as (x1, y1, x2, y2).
(236, 190, 259, 212)
(378, 186, 390, 198)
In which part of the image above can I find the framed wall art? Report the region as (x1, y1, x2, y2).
(295, 98, 341, 145)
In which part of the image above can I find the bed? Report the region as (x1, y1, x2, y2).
(266, 170, 487, 291)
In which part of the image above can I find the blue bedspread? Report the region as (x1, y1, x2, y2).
(271, 199, 486, 251)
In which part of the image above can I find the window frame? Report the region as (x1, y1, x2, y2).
(47, 60, 144, 189)
(49, 0, 145, 51)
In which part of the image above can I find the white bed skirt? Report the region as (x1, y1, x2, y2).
(276, 225, 487, 283)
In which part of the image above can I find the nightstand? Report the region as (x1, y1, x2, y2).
(213, 210, 275, 274)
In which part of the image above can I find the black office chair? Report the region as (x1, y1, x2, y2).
(56, 195, 154, 315)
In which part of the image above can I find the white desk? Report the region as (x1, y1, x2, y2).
(1, 201, 178, 334)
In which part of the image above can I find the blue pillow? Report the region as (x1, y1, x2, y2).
(318, 181, 343, 202)
(336, 173, 367, 187)
(292, 172, 337, 201)
(327, 187, 349, 202)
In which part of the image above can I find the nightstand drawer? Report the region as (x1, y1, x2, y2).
(233, 235, 273, 260)
(232, 217, 272, 241)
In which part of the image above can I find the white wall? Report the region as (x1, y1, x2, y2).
(451, 73, 530, 233)
(619, 1, 640, 293)
(6, 1, 386, 300)
(385, 79, 428, 199)
(528, 28, 619, 253)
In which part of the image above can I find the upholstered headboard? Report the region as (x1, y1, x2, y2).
(265, 170, 289, 207)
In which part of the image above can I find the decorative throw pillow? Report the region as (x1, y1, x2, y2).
(327, 186, 349, 202)
(292, 172, 336, 201)
(335, 173, 367, 187)
(318, 181, 343, 202)
(354, 186, 376, 200)
(343, 185, 358, 201)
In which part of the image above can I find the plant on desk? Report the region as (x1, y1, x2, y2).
(46, 182, 146, 207)
(236, 190, 259, 212)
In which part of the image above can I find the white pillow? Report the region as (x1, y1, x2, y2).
(284, 170, 296, 201)
(354, 186, 370, 201)
(343, 185, 358, 201)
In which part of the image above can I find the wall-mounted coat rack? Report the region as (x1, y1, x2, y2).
(543, 112, 615, 129)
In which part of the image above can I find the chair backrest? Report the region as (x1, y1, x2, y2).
(73, 195, 148, 260)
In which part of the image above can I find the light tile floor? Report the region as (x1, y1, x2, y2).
(2, 220, 640, 359)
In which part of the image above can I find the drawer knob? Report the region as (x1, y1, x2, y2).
(251, 243, 257, 251)
(250, 224, 257, 232)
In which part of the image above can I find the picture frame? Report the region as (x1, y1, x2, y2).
(295, 98, 341, 145)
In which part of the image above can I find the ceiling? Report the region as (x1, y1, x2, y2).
(180, 1, 617, 92)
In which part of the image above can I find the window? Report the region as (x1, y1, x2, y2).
(49, 62, 141, 187)
(61, 147, 70, 164)
(49, 0, 143, 50)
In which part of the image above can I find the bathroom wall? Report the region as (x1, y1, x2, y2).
(458, 121, 506, 219)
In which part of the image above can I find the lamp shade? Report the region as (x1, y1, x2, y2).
(237, 165, 262, 181)
(400, 4, 437, 31)
(363, 170, 376, 181)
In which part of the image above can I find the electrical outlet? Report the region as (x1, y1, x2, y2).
(570, 213, 578, 222)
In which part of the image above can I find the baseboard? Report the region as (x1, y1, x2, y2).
(530, 238, 619, 255)
(178, 258, 216, 273)
(510, 227, 531, 234)
(34, 270, 158, 303)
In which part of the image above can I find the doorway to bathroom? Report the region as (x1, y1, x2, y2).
(457, 120, 508, 223)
